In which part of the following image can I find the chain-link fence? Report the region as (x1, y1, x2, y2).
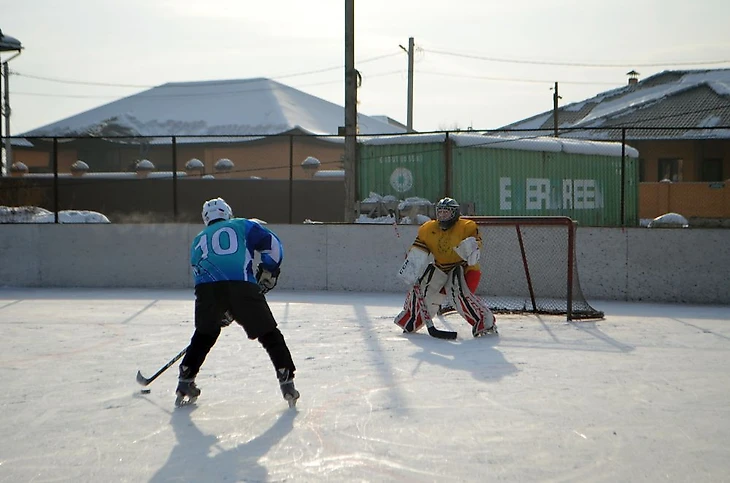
(1, 127, 728, 226)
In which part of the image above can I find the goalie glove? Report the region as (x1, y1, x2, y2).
(397, 248, 429, 286)
(453, 236, 480, 266)
(256, 263, 280, 294)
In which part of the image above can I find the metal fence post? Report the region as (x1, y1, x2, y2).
(52, 137, 59, 224)
(288, 134, 294, 224)
(621, 128, 627, 227)
(444, 131, 451, 197)
(172, 136, 178, 221)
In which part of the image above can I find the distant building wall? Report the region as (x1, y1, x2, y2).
(631, 139, 730, 182)
(13, 135, 345, 180)
(0, 178, 346, 224)
(0, 224, 728, 305)
(640, 182, 730, 219)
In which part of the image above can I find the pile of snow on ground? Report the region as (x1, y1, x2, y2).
(0, 206, 111, 223)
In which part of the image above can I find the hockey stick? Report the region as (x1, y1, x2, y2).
(412, 284, 458, 340)
(391, 218, 457, 340)
(136, 347, 187, 386)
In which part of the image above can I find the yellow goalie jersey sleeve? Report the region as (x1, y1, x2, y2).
(412, 218, 482, 273)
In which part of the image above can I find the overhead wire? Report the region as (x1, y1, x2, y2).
(8, 45, 730, 129)
(10, 51, 403, 89)
(422, 48, 730, 68)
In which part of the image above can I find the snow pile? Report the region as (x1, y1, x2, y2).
(355, 192, 434, 225)
(0, 206, 111, 223)
(647, 212, 689, 228)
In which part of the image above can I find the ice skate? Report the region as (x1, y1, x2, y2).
(277, 368, 300, 408)
(175, 379, 200, 407)
(472, 315, 498, 338)
(175, 366, 201, 407)
(437, 304, 456, 316)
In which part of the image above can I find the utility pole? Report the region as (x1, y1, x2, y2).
(0, 64, 4, 175)
(399, 37, 415, 132)
(552, 81, 559, 136)
(3, 62, 12, 169)
(0, 31, 23, 177)
(343, 0, 358, 222)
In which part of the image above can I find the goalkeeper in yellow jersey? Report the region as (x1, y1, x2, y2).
(395, 197, 497, 337)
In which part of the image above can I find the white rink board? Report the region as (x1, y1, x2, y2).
(1, 224, 729, 304)
(1, 288, 729, 482)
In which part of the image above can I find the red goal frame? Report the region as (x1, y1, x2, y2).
(464, 216, 602, 320)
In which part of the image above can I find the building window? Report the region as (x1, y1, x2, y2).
(638, 158, 646, 182)
(702, 158, 723, 182)
(658, 158, 682, 182)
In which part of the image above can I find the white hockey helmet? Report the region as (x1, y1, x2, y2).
(201, 197, 233, 225)
(435, 197, 460, 230)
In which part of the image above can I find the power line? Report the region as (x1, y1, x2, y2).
(10, 52, 403, 90)
(6, 70, 618, 99)
(11, 73, 153, 88)
(424, 48, 730, 68)
(11, 71, 405, 100)
(273, 51, 402, 79)
(417, 70, 619, 86)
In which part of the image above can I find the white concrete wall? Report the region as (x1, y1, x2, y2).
(0, 224, 728, 305)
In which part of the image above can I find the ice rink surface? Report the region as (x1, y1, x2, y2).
(1, 288, 729, 483)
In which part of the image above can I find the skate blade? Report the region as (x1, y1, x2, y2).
(284, 390, 300, 408)
(175, 394, 198, 407)
(473, 326, 499, 337)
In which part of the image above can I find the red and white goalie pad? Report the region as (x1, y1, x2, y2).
(418, 264, 449, 317)
(394, 265, 448, 332)
(394, 285, 431, 333)
(446, 266, 496, 336)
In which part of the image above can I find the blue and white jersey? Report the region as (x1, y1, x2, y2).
(190, 218, 283, 286)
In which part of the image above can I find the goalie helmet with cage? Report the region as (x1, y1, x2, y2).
(435, 197, 460, 230)
(201, 197, 233, 226)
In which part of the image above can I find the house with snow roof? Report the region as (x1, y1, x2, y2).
(14, 78, 406, 179)
(501, 69, 730, 184)
(500, 69, 730, 223)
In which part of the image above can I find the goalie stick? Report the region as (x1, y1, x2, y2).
(136, 348, 187, 386)
(412, 284, 458, 340)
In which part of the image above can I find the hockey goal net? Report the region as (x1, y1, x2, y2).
(464, 216, 603, 320)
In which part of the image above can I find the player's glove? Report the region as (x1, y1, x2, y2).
(220, 310, 234, 327)
(256, 263, 280, 294)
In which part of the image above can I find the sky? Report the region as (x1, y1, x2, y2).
(3, 0, 730, 136)
(1, 288, 729, 482)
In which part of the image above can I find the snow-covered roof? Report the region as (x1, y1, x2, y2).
(501, 69, 730, 140)
(361, 132, 638, 157)
(20, 78, 406, 139)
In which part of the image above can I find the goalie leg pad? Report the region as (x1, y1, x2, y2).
(447, 267, 496, 336)
(418, 264, 449, 317)
(394, 286, 426, 333)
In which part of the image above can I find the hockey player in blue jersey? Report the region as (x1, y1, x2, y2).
(175, 197, 299, 407)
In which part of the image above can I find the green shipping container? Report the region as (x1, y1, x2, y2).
(358, 133, 639, 227)
(358, 136, 445, 200)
